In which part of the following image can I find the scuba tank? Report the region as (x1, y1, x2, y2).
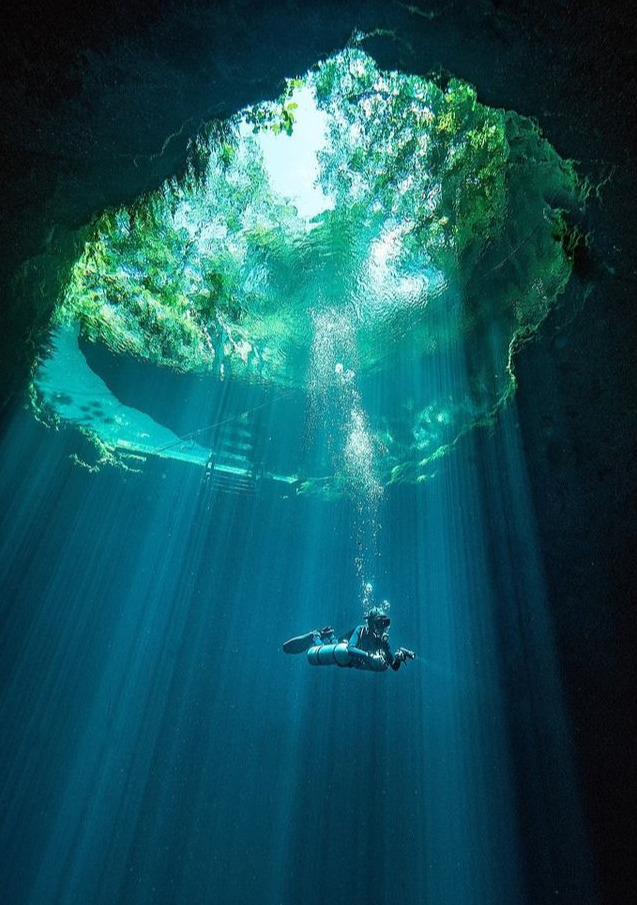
(307, 643, 388, 671)
(307, 642, 351, 667)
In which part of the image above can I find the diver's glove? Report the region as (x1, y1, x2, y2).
(318, 626, 335, 641)
(394, 647, 416, 663)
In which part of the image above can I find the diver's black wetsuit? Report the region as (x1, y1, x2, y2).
(346, 623, 402, 671)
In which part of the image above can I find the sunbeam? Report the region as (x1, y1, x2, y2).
(0, 37, 606, 905)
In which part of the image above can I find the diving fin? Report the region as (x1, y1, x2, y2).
(282, 631, 317, 654)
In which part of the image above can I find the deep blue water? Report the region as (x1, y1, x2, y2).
(0, 391, 596, 905)
(2, 0, 636, 901)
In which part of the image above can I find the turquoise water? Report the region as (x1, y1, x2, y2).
(2, 1, 636, 901)
(0, 26, 608, 905)
(0, 357, 594, 903)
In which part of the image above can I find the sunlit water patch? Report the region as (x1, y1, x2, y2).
(33, 47, 583, 492)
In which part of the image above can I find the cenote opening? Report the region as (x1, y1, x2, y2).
(1, 5, 635, 905)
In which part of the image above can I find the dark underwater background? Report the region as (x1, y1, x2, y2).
(0, 2, 635, 904)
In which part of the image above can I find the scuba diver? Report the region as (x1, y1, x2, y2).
(283, 606, 415, 672)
